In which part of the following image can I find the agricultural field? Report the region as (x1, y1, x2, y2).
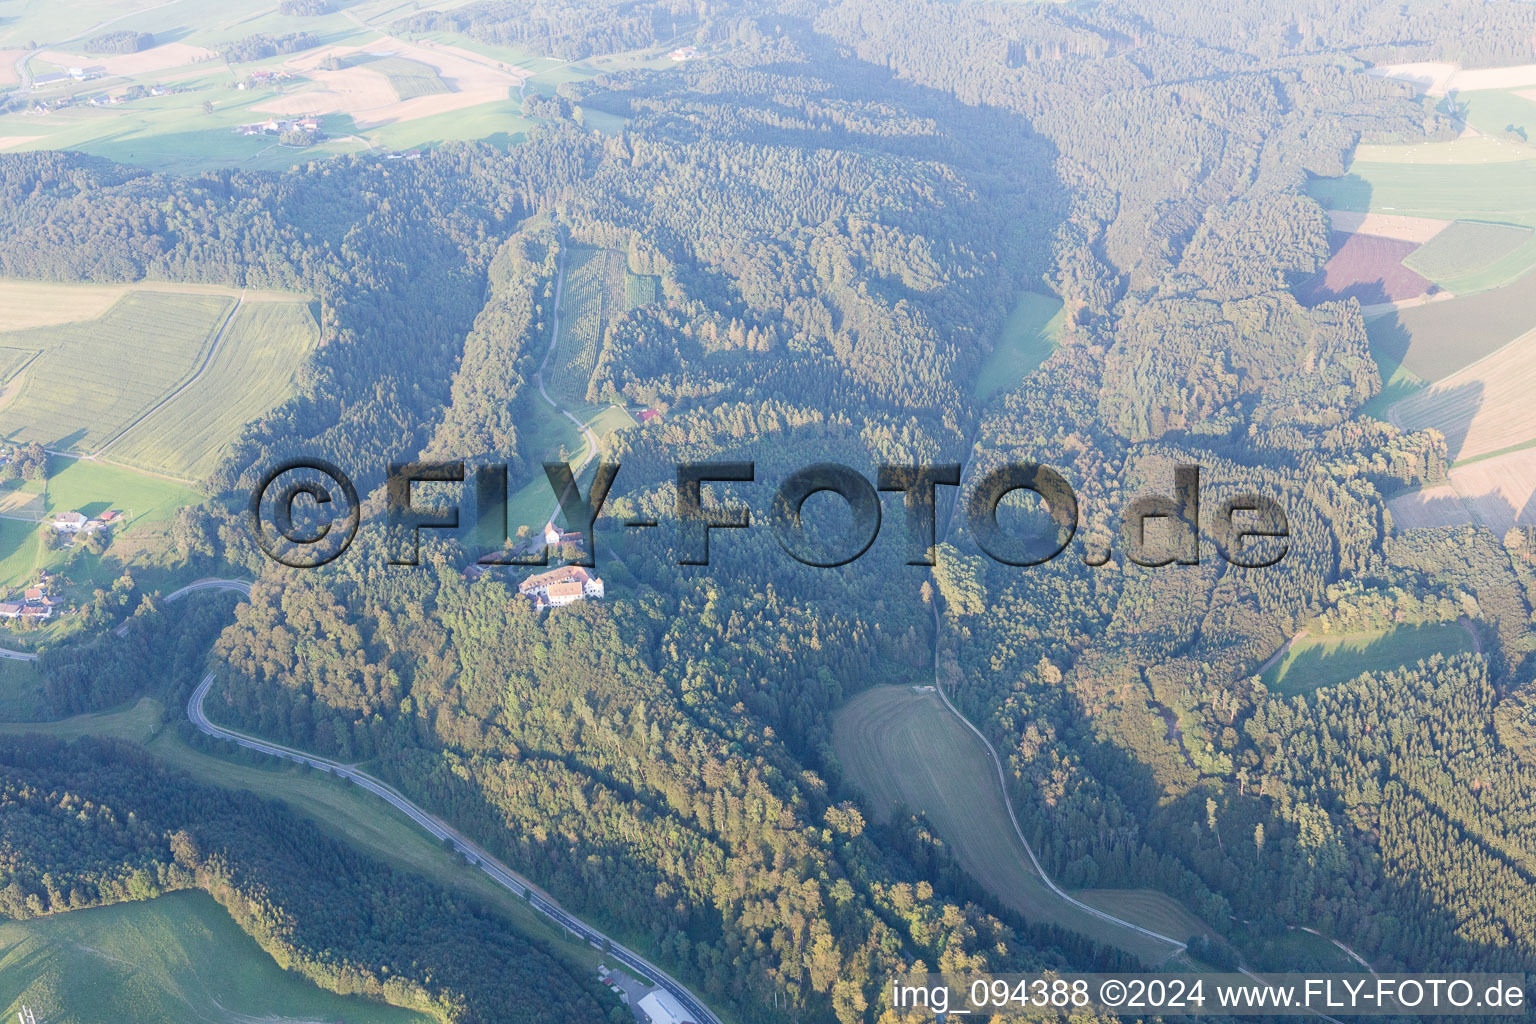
(1370, 266, 1536, 391)
(1296, 231, 1432, 307)
(833, 684, 1200, 964)
(1391, 448, 1536, 534)
(1258, 622, 1476, 695)
(1387, 301, 1536, 461)
(0, 279, 127, 331)
(1309, 158, 1536, 295)
(547, 245, 629, 407)
(974, 290, 1065, 402)
(0, 291, 233, 454)
(0, 891, 431, 1024)
(350, 54, 451, 100)
(106, 300, 319, 479)
(1455, 87, 1536, 146)
(1403, 221, 1533, 282)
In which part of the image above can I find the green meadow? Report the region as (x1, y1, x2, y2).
(1259, 621, 1476, 696)
(0, 891, 432, 1024)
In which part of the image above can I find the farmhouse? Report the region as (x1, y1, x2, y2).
(0, 603, 21, 619)
(52, 511, 88, 533)
(543, 522, 586, 549)
(637, 408, 663, 423)
(669, 46, 699, 62)
(519, 566, 605, 608)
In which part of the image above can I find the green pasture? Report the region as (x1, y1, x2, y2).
(0, 891, 431, 1024)
(44, 457, 202, 526)
(1259, 621, 1476, 696)
(1453, 88, 1536, 147)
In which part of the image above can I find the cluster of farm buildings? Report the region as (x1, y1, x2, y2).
(52, 509, 121, 535)
(0, 573, 58, 622)
(238, 115, 323, 137)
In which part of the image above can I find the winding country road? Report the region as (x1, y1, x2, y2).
(183, 593, 721, 1024)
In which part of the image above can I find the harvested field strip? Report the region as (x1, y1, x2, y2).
(0, 292, 233, 453)
(1327, 211, 1449, 242)
(0, 279, 128, 330)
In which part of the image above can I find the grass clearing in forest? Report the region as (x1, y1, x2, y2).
(107, 300, 319, 479)
(1258, 621, 1475, 696)
(834, 685, 1199, 964)
(0, 891, 431, 1024)
(974, 291, 1065, 402)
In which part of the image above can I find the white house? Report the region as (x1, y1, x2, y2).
(53, 511, 88, 533)
(543, 522, 585, 549)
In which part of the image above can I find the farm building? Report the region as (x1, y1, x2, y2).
(638, 990, 697, 1024)
(519, 566, 605, 608)
(52, 511, 88, 532)
(543, 522, 586, 549)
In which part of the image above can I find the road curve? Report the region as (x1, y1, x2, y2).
(188, 672, 722, 1024)
(112, 579, 254, 637)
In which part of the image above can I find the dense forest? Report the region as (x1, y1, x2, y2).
(4, 0, 1536, 1020)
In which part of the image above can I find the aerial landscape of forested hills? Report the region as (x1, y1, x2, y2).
(3, 0, 1536, 1021)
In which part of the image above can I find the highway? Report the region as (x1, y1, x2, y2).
(188, 670, 720, 1024)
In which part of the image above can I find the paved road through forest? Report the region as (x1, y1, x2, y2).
(187, 662, 721, 1024)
